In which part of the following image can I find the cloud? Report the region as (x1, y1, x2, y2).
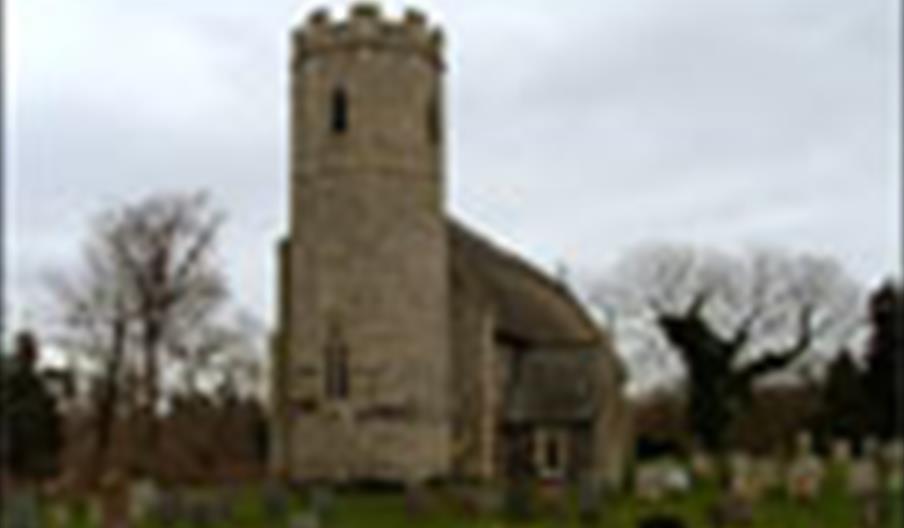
(6, 0, 899, 339)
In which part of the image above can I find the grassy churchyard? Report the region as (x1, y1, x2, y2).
(12, 463, 903, 528)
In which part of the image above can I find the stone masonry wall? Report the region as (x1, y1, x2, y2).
(279, 5, 451, 483)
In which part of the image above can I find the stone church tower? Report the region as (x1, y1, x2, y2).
(271, 5, 452, 482)
(273, 3, 632, 487)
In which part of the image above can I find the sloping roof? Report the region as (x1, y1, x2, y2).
(504, 348, 599, 424)
(448, 219, 602, 346)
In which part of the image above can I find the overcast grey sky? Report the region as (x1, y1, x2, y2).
(6, 0, 900, 335)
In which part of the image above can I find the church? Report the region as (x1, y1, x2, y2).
(270, 3, 631, 486)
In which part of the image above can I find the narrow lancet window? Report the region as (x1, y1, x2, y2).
(331, 88, 348, 134)
(324, 324, 349, 399)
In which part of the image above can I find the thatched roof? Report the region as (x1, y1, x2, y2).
(503, 348, 600, 424)
(448, 219, 602, 346)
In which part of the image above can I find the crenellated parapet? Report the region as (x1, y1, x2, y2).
(293, 3, 444, 67)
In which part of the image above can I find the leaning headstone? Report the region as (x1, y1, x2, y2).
(2, 488, 40, 528)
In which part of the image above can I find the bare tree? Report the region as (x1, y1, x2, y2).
(588, 244, 863, 452)
(167, 308, 267, 402)
(48, 191, 235, 479)
(48, 232, 134, 483)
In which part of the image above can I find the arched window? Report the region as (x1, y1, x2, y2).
(331, 87, 348, 134)
(324, 324, 349, 399)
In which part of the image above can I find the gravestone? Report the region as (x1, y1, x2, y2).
(577, 474, 603, 525)
(128, 478, 158, 525)
(750, 457, 781, 498)
(478, 487, 504, 516)
(863, 436, 880, 458)
(290, 511, 322, 528)
(151, 490, 184, 527)
(849, 457, 880, 497)
(883, 440, 903, 493)
(831, 438, 852, 467)
(87, 495, 104, 528)
(729, 453, 755, 500)
(635, 463, 665, 502)
(786, 432, 824, 502)
(448, 484, 478, 517)
(404, 482, 429, 518)
(708, 493, 754, 527)
(99, 470, 131, 528)
(503, 479, 533, 520)
(309, 485, 335, 522)
(183, 493, 213, 528)
(883, 439, 904, 465)
(661, 462, 692, 495)
(2, 489, 40, 528)
(536, 479, 568, 515)
(210, 487, 237, 525)
(849, 456, 882, 528)
(262, 481, 291, 522)
(458, 485, 503, 517)
(691, 451, 715, 481)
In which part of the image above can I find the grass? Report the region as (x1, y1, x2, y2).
(32, 475, 904, 527)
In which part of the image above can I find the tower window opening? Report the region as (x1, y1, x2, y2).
(331, 88, 349, 134)
(324, 325, 349, 399)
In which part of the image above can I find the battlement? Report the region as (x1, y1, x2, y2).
(293, 3, 444, 67)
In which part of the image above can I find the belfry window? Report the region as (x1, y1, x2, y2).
(324, 324, 349, 399)
(331, 88, 349, 134)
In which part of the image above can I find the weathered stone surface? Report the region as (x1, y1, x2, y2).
(271, 3, 630, 487)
